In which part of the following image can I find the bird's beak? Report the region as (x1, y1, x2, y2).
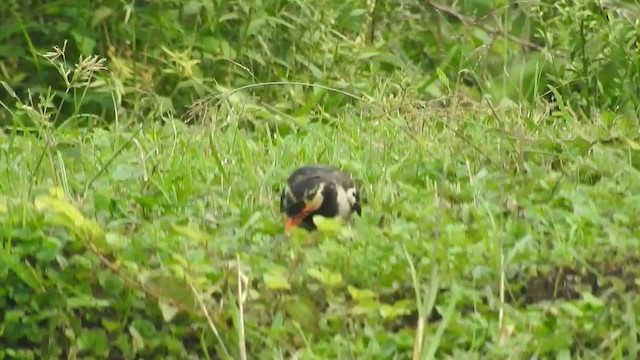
(284, 204, 314, 233)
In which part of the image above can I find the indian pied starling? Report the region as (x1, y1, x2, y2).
(280, 165, 361, 233)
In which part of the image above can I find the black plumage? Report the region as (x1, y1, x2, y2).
(280, 165, 361, 232)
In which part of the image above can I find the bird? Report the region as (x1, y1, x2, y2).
(279, 165, 362, 233)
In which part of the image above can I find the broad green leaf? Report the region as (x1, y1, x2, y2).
(172, 225, 214, 244)
(98, 270, 124, 296)
(263, 273, 291, 290)
(379, 304, 410, 319)
(559, 302, 584, 317)
(347, 285, 378, 301)
(313, 215, 342, 233)
(307, 267, 343, 287)
(350, 299, 381, 316)
(436, 67, 450, 91)
(77, 329, 109, 356)
(158, 300, 180, 322)
(581, 292, 604, 308)
(128, 325, 145, 352)
(66, 296, 110, 309)
(101, 318, 121, 333)
(142, 274, 196, 309)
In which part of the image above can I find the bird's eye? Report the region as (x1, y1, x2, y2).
(305, 193, 318, 204)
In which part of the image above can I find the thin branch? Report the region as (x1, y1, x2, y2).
(425, 1, 565, 57)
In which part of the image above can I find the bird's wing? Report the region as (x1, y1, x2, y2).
(329, 169, 356, 189)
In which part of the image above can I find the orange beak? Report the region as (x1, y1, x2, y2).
(284, 206, 314, 233)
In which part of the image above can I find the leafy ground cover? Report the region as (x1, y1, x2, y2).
(2, 0, 640, 359)
(2, 87, 640, 358)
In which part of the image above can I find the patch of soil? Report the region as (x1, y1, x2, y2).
(384, 253, 640, 332)
(509, 254, 640, 305)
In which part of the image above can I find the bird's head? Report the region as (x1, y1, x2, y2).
(281, 176, 330, 233)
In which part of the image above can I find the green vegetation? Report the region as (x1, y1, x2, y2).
(2, 0, 640, 358)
